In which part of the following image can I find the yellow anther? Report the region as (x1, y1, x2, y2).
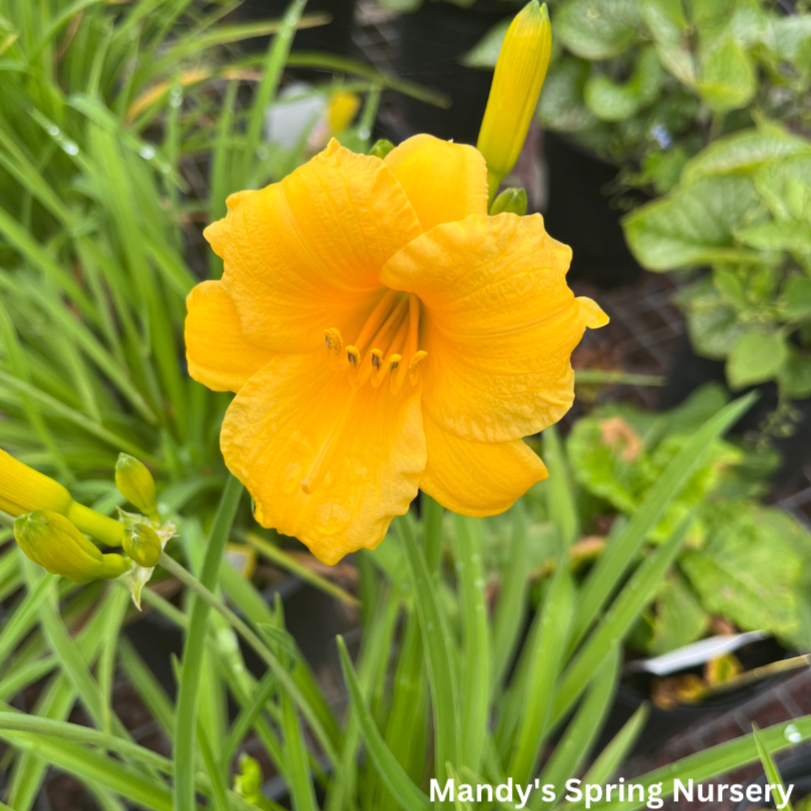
(346, 346, 360, 384)
(324, 328, 345, 369)
(388, 354, 403, 394)
(408, 350, 429, 385)
(370, 349, 385, 388)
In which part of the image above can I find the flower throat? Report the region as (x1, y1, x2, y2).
(301, 291, 427, 496)
(323, 289, 427, 395)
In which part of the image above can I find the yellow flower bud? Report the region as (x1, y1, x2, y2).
(0, 449, 73, 518)
(328, 91, 361, 136)
(115, 454, 158, 521)
(490, 187, 528, 216)
(123, 523, 162, 568)
(477, 1, 551, 196)
(14, 511, 130, 584)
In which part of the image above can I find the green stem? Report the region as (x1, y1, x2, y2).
(172, 474, 243, 811)
(66, 501, 125, 547)
(159, 551, 339, 767)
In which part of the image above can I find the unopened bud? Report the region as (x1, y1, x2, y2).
(14, 511, 130, 584)
(477, 1, 551, 196)
(115, 454, 158, 521)
(490, 187, 528, 216)
(234, 754, 263, 801)
(328, 91, 361, 135)
(369, 139, 394, 159)
(0, 450, 73, 518)
(123, 524, 162, 568)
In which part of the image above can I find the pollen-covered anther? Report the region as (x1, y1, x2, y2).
(387, 354, 404, 394)
(324, 328, 346, 369)
(408, 350, 428, 385)
(370, 349, 385, 388)
(345, 345, 360, 384)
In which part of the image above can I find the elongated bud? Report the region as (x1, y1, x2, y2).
(369, 139, 394, 159)
(477, 1, 551, 197)
(115, 454, 159, 521)
(0, 449, 73, 517)
(490, 187, 528, 216)
(123, 524, 162, 568)
(14, 511, 130, 584)
(328, 91, 361, 135)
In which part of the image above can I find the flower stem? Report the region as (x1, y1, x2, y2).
(172, 474, 243, 811)
(159, 549, 339, 767)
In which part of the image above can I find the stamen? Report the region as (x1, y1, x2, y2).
(353, 289, 399, 350)
(301, 391, 357, 494)
(369, 349, 385, 388)
(408, 350, 428, 385)
(321, 290, 427, 394)
(387, 354, 402, 394)
(324, 328, 345, 369)
(345, 345, 360, 384)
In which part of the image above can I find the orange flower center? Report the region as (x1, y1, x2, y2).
(323, 289, 427, 395)
(301, 290, 427, 496)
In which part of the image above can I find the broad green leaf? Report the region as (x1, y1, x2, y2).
(779, 350, 811, 399)
(681, 504, 802, 638)
(681, 283, 748, 360)
(640, 0, 695, 83)
(537, 58, 599, 133)
(683, 128, 811, 184)
(584, 46, 663, 122)
(555, 0, 642, 60)
(623, 176, 762, 270)
(648, 573, 709, 655)
(463, 18, 510, 69)
(696, 37, 756, 113)
(726, 330, 788, 390)
(735, 221, 811, 255)
(783, 277, 811, 320)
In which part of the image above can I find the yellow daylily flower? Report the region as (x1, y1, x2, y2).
(186, 135, 606, 564)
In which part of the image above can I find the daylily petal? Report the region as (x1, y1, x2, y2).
(206, 139, 422, 353)
(185, 281, 274, 393)
(421, 413, 547, 517)
(385, 134, 488, 231)
(381, 213, 607, 443)
(220, 354, 426, 564)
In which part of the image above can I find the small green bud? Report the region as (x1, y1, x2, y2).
(489, 187, 528, 216)
(234, 754, 263, 801)
(123, 523, 162, 568)
(14, 511, 130, 584)
(369, 139, 395, 159)
(115, 454, 158, 521)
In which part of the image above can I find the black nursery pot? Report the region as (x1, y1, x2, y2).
(733, 745, 811, 810)
(542, 132, 646, 290)
(660, 331, 811, 488)
(396, 1, 514, 145)
(593, 638, 790, 756)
